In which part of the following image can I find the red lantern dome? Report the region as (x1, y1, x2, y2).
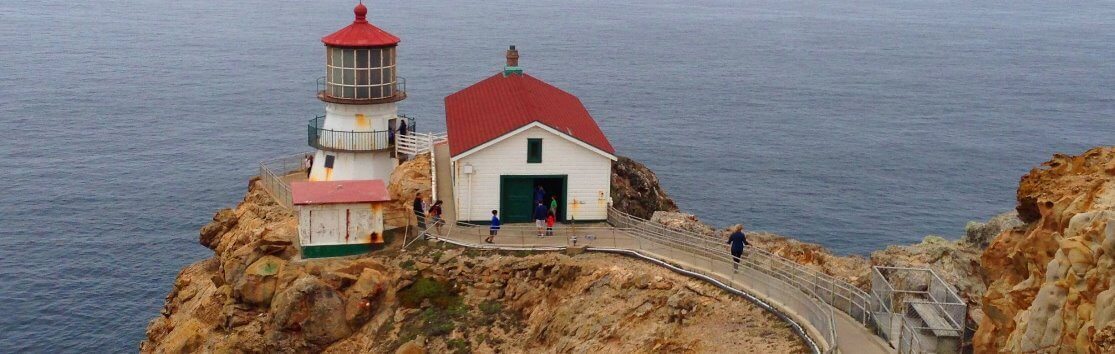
(321, 3, 400, 48)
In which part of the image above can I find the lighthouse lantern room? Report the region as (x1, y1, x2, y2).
(308, 2, 411, 182)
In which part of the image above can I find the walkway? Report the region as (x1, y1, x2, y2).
(432, 140, 457, 222)
(422, 217, 893, 354)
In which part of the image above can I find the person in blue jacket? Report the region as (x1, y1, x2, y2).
(727, 224, 751, 271)
(534, 185, 546, 203)
(486, 210, 500, 244)
(534, 201, 548, 237)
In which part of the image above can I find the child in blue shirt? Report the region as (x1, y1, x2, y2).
(486, 210, 500, 243)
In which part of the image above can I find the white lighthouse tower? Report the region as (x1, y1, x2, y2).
(308, 2, 410, 182)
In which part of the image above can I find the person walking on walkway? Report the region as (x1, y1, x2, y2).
(727, 224, 751, 272)
(486, 210, 500, 244)
(533, 201, 548, 237)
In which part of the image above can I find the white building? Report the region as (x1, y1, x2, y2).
(291, 180, 391, 259)
(445, 47, 617, 223)
(308, 3, 412, 182)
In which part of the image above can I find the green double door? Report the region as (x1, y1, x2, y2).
(499, 175, 566, 223)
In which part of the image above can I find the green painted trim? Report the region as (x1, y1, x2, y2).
(503, 67, 523, 76)
(498, 174, 568, 223)
(526, 138, 542, 163)
(301, 243, 382, 259)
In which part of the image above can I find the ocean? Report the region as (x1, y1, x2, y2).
(0, 0, 1111, 351)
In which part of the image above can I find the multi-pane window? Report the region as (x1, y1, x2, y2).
(527, 139, 542, 163)
(325, 46, 397, 100)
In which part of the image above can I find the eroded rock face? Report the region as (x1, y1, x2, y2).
(271, 276, 352, 345)
(386, 154, 432, 225)
(612, 156, 679, 219)
(972, 147, 1115, 353)
(142, 174, 802, 353)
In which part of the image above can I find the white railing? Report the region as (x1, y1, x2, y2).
(396, 131, 447, 156)
(606, 208, 840, 353)
(416, 210, 854, 353)
(872, 266, 966, 353)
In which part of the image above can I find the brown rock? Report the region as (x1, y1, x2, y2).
(974, 146, 1115, 353)
(271, 276, 351, 346)
(234, 255, 285, 306)
(611, 156, 679, 219)
(395, 340, 425, 354)
(199, 208, 237, 250)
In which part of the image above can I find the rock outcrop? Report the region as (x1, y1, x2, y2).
(974, 147, 1115, 353)
(142, 175, 802, 353)
(386, 154, 432, 227)
(611, 156, 679, 219)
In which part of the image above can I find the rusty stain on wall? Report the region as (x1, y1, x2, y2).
(355, 113, 370, 128)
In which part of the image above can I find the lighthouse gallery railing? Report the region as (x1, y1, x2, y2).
(307, 115, 416, 152)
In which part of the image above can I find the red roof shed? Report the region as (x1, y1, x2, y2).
(444, 73, 615, 157)
(291, 180, 392, 205)
(321, 3, 400, 48)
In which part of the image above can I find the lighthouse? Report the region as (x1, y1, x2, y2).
(308, 2, 410, 182)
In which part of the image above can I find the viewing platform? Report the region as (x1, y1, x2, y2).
(306, 115, 415, 152)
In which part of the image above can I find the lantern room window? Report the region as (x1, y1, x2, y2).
(325, 47, 397, 100)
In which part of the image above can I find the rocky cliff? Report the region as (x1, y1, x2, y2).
(611, 156, 679, 219)
(142, 157, 803, 353)
(973, 147, 1115, 353)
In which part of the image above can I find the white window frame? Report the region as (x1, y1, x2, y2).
(325, 47, 397, 99)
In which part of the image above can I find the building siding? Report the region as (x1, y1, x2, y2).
(454, 126, 612, 222)
(296, 202, 385, 247)
(308, 102, 400, 181)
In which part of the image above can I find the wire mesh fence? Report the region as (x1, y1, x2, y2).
(258, 152, 309, 209)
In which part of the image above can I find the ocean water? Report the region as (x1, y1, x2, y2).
(1, 0, 1112, 351)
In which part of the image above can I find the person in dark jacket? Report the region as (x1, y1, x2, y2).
(486, 210, 500, 243)
(534, 201, 548, 237)
(534, 185, 546, 204)
(727, 224, 751, 271)
(413, 193, 425, 234)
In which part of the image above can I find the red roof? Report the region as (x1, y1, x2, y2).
(445, 73, 615, 157)
(321, 3, 400, 48)
(291, 180, 391, 205)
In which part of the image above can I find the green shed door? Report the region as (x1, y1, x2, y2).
(500, 177, 534, 223)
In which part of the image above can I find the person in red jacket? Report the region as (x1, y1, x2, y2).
(545, 211, 556, 236)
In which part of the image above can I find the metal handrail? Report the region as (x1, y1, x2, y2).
(420, 214, 833, 353)
(604, 208, 841, 352)
(257, 152, 310, 209)
(307, 115, 416, 152)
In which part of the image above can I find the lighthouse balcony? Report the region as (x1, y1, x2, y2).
(307, 115, 416, 152)
(317, 76, 407, 104)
